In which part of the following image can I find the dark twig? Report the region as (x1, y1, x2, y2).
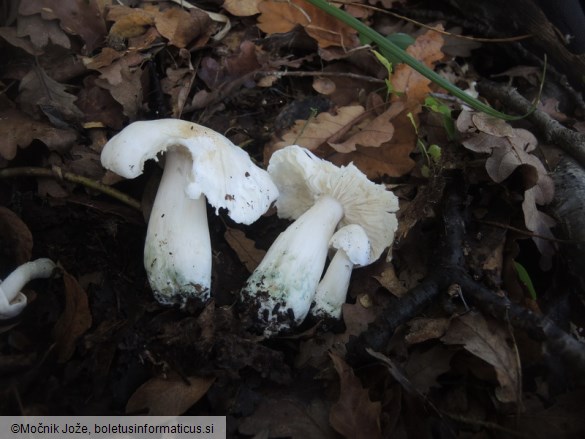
(347, 171, 585, 368)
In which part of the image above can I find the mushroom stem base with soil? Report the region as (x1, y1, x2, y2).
(145, 150, 211, 305)
(241, 195, 344, 335)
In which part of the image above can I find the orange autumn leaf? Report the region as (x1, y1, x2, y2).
(391, 25, 445, 105)
(257, 0, 359, 49)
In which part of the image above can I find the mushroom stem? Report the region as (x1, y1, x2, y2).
(241, 195, 344, 334)
(311, 249, 353, 320)
(0, 258, 56, 319)
(144, 150, 211, 305)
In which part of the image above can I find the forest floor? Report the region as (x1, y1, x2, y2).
(1, 1, 585, 438)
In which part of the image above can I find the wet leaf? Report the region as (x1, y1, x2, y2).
(329, 353, 382, 439)
(126, 374, 215, 415)
(53, 271, 93, 363)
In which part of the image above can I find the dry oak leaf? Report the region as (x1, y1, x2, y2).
(329, 106, 417, 178)
(257, 0, 359, 49)
(329, 353, 382, 439)
(441, 312, 521, 404)
(223, 0, 262, 16)
(391, 25, 445, 105)
(53, 271, 93, 363)
(271, 105, 365, 153)
(126, 373, 215, 415)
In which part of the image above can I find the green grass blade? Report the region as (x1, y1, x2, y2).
(305, 0, 534, 121)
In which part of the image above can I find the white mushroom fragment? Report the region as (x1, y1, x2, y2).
(311, 224, 371, 321)
(0, 258, 57, 319)
(240, 145, 399, 336)
(100, 119, 279, 306)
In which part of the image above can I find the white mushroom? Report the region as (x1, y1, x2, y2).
(100, 119, 279, 306)
(0, 258, 57, 319)
(240, 145, 398, 335)
(311, 224, 371, 321)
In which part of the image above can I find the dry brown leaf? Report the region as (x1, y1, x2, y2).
(374, 260, 408, 297)
(391, 25, 445, 104)
(224, 228, 266, 273)
(441, 312, 521, 404)
(106, 5, 154, 40)
(0, 207, 33, 267)
(126, 373, 215, 415)
(329, 107, 417, 178)
(0, 108, 77, 160)
(328, 103, 403, 153)
(53, 271, 93, 363)
(257, 0, 359, 49)
(153, 7, 211, 48)
(270, 105, 365, 153)
(404, 317, 450, 345)
(329, 353, 382, 439)
(223, 0, 262, 16)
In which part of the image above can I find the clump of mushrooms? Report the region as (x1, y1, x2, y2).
(0, 258, 57, 319)
(101, 119, 279, 306)
(240, 145, 399, 336)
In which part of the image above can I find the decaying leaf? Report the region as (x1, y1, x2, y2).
(0, 108, 77, 160)
(18, 0, 107, 53)
(329, 353, 382, 439)
(17, 65, 84, 123)
(126, 373, 215, 415)
(53, 271, 93, 363)
(239, 396, 336, 439)
(441, 312, 521, 404)
(224, 227, 266, 273)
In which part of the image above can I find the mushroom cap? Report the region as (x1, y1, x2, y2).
(268, 145, 399, 261)
(330, 224, 371, 267)
(101, 119, 278, 225)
